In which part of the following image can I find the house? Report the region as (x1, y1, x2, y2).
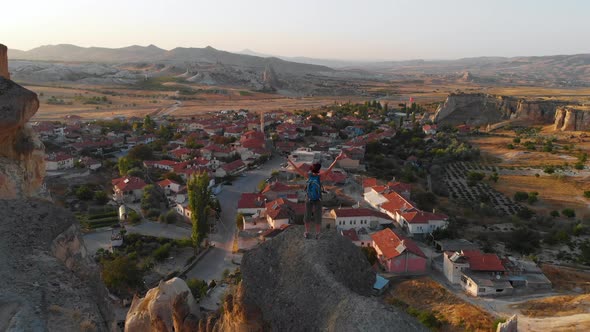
(331, 208, 394, 230)
(422, 124, 438, 135)
(265, 198, 305, 228)
(215, 159, 246, 178)
(143, 160, 178, 171)
(79, 157, 102, 171)
(237, 193, 267, 216)
(443, 250, 512, 297)
(45, 152, 74, 171)
(336, 153, 361, 170)
(339, 228, 372, 247)
(262, 182, 303, 201)
(397, 210, 448, 236)
(170, 147, 194, 161)
(371, 228, 427, 275)
(112, 176, 147, 203)
(157, 179, 182, 195)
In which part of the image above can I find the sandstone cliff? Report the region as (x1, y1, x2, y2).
(554, 106, 590, 131)
(0, 44, 9, 79)
(0, 199, 115, 331)
(433, 92, 568, 126)
(202, 227, 427, 332)
(125, 278, 201, 332)
(0, 44, 45, 198)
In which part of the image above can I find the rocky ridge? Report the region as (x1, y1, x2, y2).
(202, 226, 427, 332)
(434, 92, 570, 127)
(554, 106, 590, 131)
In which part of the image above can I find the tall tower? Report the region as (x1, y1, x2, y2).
(260, 110, 265, 134)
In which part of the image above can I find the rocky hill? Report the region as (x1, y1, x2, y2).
(202, 226, 426, 332)
(0, 45, 115, 330)
(8, 44, 333, 75)
(554, 106, 590, 131)
(433, 92, 569, 127)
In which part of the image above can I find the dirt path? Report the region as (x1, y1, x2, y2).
(519, 313, 590, 331)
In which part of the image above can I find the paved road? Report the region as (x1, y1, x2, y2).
(83, 221, 191, 254)
(185, 155, 283, 282)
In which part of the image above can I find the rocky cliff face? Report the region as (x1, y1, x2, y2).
(203, 227, 427, 332)
(554, 106, 590, 131)
(433, 92, 568, 126)
(0, 199, 115, 331)
(0, 44, 9, 79)
(0, 44, 45, 198)
(125, 278, 201, 332)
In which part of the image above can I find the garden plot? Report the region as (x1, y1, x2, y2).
(444, 161, 523, 216)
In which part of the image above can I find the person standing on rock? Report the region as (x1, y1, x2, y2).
(288, 152, 344, 239)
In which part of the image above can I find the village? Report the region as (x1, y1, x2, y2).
(34, 101, 557, 329)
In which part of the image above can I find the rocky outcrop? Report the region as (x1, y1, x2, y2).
(0, 44, 9, 79)
(0, 44, 45, 198)
(554, 106, 590, 131)
(204, 227, 427, 332)
(261, 64, 280, 91)
(125, 278, 201, 332)
(434, 92, 569, 126)
(0, 199, 115, 331)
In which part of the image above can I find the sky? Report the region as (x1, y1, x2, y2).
(2, 0, 589, 60)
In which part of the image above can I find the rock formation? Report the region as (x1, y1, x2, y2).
(0, 199, 115, 331)
(433, 92, 569, 126)
(0, 44, 9, 79)
(0, 45, 114, 331)
(261, 64, 280, 91)
(0, 44, 45, 198)
(125, 277, 201, 332)
(203, 227, 427, 332)
(554, 106, 590, 131)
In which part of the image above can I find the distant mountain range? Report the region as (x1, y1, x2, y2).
(8, 44, 333, 75)
(8, 44, 590, 87)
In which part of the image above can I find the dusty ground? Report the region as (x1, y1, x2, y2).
(385, 277, 497, 332)
(491, 174, 590, 217)
(542, 264, 590, 293)
(512, 294, 590, 317)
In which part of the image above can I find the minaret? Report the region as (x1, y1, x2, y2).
(260, 110, 265, 134)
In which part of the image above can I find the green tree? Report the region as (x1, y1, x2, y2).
(128, 144, 154, 161)
(141, 184, 163, 212)
(188, 172, 211, 251)
(186, 278, 208, 299)
(257, 179, 267, 192)
(165, 209, 177, 224)
(76, 185, 93, 200)
(101, 256, 144, 295)
(94, 190, 109, 205)
(143, 115, 155, 131)
(562, 208, 576, 218)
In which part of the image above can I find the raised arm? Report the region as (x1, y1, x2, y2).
(322, 152, 344, 176)
(287, 156, 307, 177)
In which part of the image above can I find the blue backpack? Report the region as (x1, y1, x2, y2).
(306, 174, 322, 201)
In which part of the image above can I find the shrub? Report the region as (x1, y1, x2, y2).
(361, 246, 378, 265)
(186, 278, 208, 299)
(175, 238, 193, 247)
(550, 210, 560, 218)
(562, 208, 576, 218)
(76, 185, 93, 200)
(128, 210, 141, 224)
(506, 228, 540, 254)
(100, 256, 143, 294)
(574, 162, 584, 170)
(94, 191, 109, 205)
(517, 207, 534, 220)
(527, 192, 539, 205)
(584, 191, 590, 198)
(543, 166, 555, 174)
(514, 192, 529, 202)
(165, 210, 177, 224)
(153, 243, 172, 261)
(236, 213, 244, 230)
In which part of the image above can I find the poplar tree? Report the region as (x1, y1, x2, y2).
(188, 172, 211, 252)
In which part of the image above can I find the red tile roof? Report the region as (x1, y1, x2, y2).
(237, 193, 266, 209)
(400, 210, 448, 224)
(112, 176, 147, 191)
(362, 178, 378, 188)
(221, 159, 245, 172)
(341, 229, 360, 242)
(461, 250, 505, 272)
(262, 182, 301, 194)
(370, 228, 426, 259)
(157, 179, 179, 188)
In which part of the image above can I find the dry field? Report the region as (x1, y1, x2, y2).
(385, 277, 497, 332)
(541, 264, 590, 293)
(491, 174, 590, 217)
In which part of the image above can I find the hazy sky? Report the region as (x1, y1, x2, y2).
(2, 0, 589, 60)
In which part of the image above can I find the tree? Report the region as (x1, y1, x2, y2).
(186, 278, 208, 299)
(514, 192, 529, 202)
(562, 208, 576, 218)
(94, 190, 109, 205)
(101, 256, 144, 295)
(117, 157, 133, 176)
(361, 246, 378, 265)
(165, 209, 177, 224)
(188, 172, 211, 251)
(143, 115, 155, 131)
(127, 144, 154, 161)
(257, 179, 267, 192)
(236, 213, 244, 230)
(76, 185, 93, 200)
(141, 184, 163, 212)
